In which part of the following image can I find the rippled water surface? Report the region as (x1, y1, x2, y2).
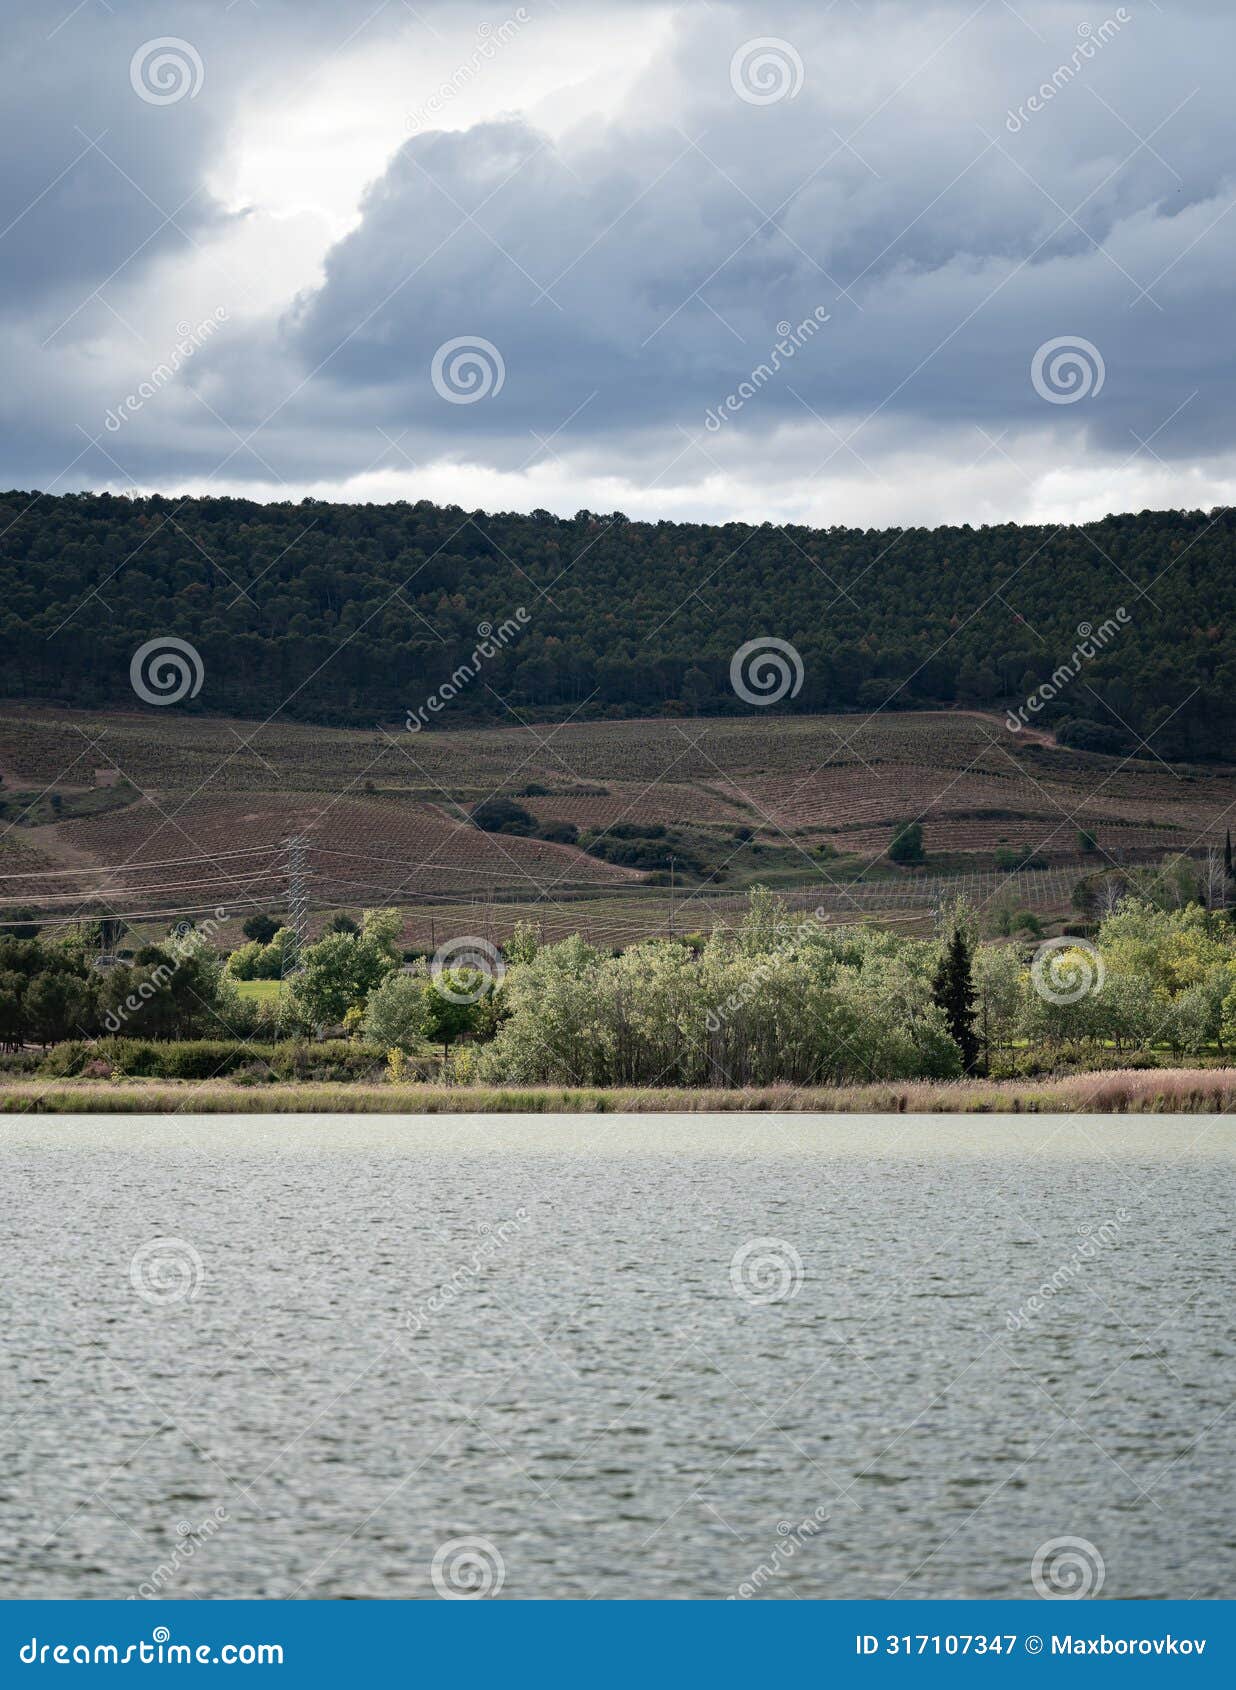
(2, 1113, 1233, 1600)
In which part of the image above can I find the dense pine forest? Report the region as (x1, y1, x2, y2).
(2, 490, 1233, 758)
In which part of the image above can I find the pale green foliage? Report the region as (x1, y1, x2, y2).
(362, 965, 482, 1056)
(1127, 854, 1202, 911)
(215, 889, 1236, 1078)
(973, 943, 1023, 1051)
(467, 891, 1236, 1084)
(362, 972, 429, 1053)
(935, 894, 979, 946)
(360, 906, 403, 957)
(1011, 898, 1236, 1053)
(475, 915, 961, 1087)
(226, 926, 293, 980)
(503, 920, 540, 965)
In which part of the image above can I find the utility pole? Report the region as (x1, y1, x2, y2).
(669, 855, 677, 938)
(282, 834, 309, 976)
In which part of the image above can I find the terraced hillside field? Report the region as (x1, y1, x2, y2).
(2, 702, 1233, 948)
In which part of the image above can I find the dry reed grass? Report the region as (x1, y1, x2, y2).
(2, 1068, 1235, 1114)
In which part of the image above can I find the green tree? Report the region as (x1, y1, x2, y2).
(361, 971, 431, 1054)
(0, 969, 27, 1049)
(1, 907, 42, 939)
(418, 976, 482, 1060)
(932, 925, 979, 1072)
(242, 913, 281, 944)
(973, 943, 1023, 1065)
(25, 971, 96, 1046)
(291, 913, 399, 1026)
(503, 920, 541, 965)
(889, 820, 925, 864)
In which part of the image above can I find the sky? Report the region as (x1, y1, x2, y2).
(2, 0, 1234, 528)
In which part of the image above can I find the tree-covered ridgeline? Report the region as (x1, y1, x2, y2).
(9, 889, 1236, 1088)
(2, 491, 1234, 757)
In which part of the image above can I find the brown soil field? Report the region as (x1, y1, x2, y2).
(3, 701, 1235, 947)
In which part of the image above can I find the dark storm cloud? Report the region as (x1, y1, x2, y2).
(0, 0, 393, 318)
(0, 2, 222, 312)
(287, 1, 1236, 466)
(2, 0, 1235, 498)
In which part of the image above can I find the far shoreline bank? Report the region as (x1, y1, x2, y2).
(4, 1067, 1236, 1115)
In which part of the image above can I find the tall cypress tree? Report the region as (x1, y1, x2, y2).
(932, 924, 979, 1073)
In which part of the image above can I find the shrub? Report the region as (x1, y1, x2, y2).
(0, 1050, 40, 1075)
(889, 820, 925, 863)
(1057, 717, 1132, 755)
(472, 797, 536, 835)
(537, 820, 579, 845)
(583, 833, 709, 874)
(242, 913, 281, 945)
(995, 846, 1049, 871)
(40, 1038, 390, 1083)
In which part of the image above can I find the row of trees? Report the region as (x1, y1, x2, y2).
(0, 928, 249, 1049)
(451, 897, 1236, 1086)
(3, 492, 1236, 755)
(217, 888, 1236, 1080)
(9, 889, 1236, 1083)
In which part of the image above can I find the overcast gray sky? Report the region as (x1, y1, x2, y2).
(2, 0, 1232, 525)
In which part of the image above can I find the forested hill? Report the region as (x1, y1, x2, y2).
(1, 490, 1232, 758)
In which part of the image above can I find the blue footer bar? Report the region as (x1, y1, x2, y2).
(1, 1601, 1230, 1686)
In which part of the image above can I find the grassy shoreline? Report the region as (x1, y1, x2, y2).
(3, 1068, 1236, 1115)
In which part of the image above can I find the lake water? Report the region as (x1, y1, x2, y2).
(2, 1113, 1233, 1601)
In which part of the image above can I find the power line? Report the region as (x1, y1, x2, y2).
(0, 844, 282, 879)
(0, 873, 286, 906)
